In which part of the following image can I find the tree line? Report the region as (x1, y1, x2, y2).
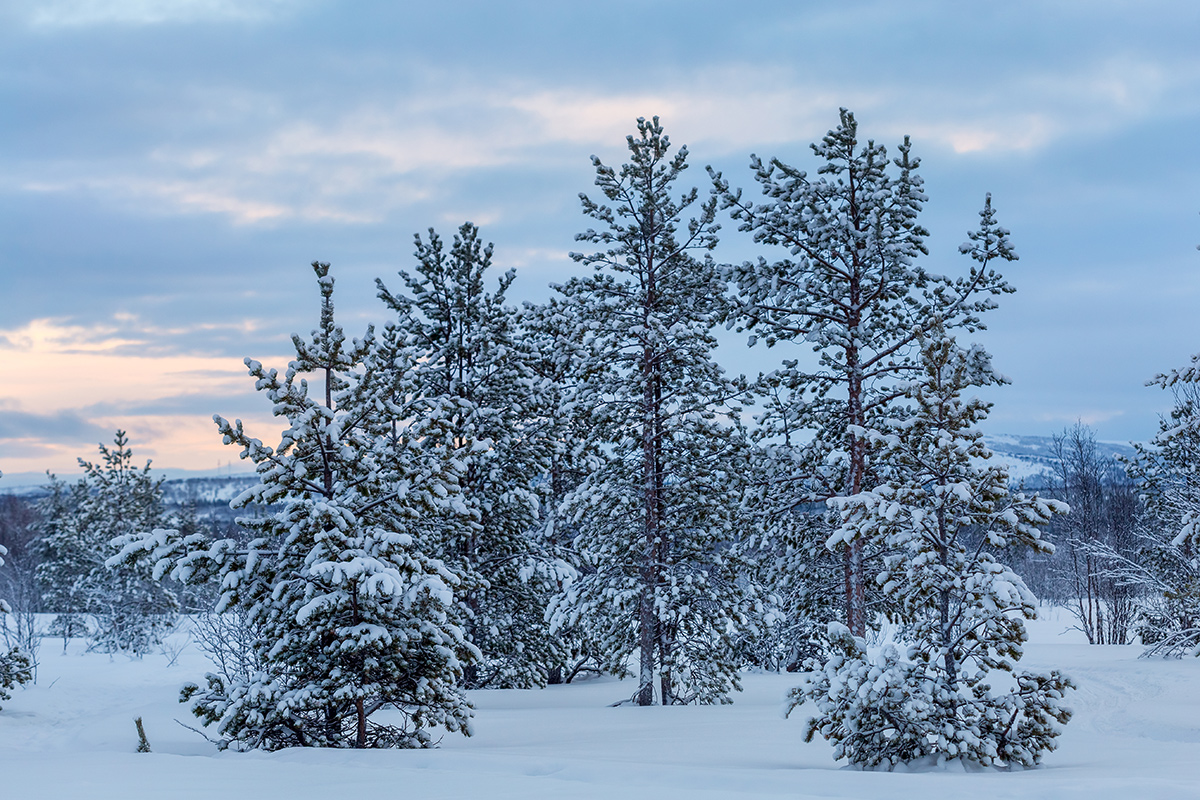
(3, 110, 1198, 768)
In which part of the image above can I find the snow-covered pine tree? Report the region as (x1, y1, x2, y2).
(35, 432, 178, 654)
(788, 324, 1073, 769)
(732, 481, 842, 672)
(1124, 354, 1200, 655)
(0, 472, 34, 711)
(114, 263, 476, 749)
(549, 117, 758, 705)
(0, 634, 33, 712)
(520, 296, 611, 684)
(34, 477, 93, 646)
(376, 223, 569, 689)
(711, 110, 1016, 637)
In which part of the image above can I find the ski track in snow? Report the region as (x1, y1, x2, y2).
(3, 607, 1200, 799)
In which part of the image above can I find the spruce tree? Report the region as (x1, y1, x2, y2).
(377, 223, 568, 688)
(116, 263, 476, 749)
(788, 325, 1073, 768)
(550, 117, 757, 705)
(711, 109, 1017, 637)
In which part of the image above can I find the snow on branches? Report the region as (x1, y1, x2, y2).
(115, 263, 477, 749)
(549, 117, 758, 706)
(788, 324, 1073, 768)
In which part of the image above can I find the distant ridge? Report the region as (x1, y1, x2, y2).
(1, 435, 1140, 497)
(984, 433, 1139, 487)
(0, 465, 255, 494)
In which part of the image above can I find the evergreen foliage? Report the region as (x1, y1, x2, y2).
(732, 495, 842, 672)
(0, 481, 34, 710)
(0, 639, 32, 712)
(549, 117, 758, 705)
(115, 263, 476, 749)
(711, 109, 1016, 637)
(378, 224, 569, 688)
(1124, 356, 1200, 655)
(36, 432, 178, 654)
(519, 296, 611, 684)
(35, 479, 93, 643)
(788, 326, 1073, 768)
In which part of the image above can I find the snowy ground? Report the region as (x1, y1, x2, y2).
(3, 608, 1199, 800)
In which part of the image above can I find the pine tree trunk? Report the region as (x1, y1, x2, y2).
(637, 241, 661, 707)
(845, 542, 865, 637)
(938, 509, 958, 691)
(355, 697, 367, 748)
(653, 378, 672, 705)
(659, 619, 673, 706)
(638, 334, 659, 707)
(844, 312, 867, 638)
(637, 575, 656, 706)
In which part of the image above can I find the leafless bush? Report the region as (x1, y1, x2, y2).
(0, 558, 41, 682)
(191, 609, 262, 685)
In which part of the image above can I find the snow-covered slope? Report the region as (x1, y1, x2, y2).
(984, 434, 1139, 487)
(0, 468, 255, 496)
(0, 471, 258, 522)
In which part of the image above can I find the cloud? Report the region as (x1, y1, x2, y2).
(20, 0, 297, 27)
(0, 315, 269, 358)
(0, 317, 289, 474)
(0, 79, 876, 227)
(19, 174, 379, 227)
(504, 79, 863, 156)
(15, 50, 1200, 230)
(889, 54, 1200, 156)
(1033, 409, 1128, 427)
(0, 409, 110, 443)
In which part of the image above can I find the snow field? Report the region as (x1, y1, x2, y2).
(2, 608, 1199, 799)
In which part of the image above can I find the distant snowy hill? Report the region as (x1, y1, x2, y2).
(0, 434, 1140, 504)
(0, 465, 253, 492)
(0, 467, 256, 516)
(0, 469, 260, 522)
(983, 433, 1139, 487)
(159, 475, 261, 522)
(159, 474, 259, 506)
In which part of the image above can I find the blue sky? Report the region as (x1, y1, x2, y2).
(2, 0, 1199, 478)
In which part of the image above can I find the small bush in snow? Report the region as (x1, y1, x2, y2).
(0, 535, 34, 709)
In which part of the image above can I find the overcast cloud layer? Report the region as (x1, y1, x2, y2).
(2, 0, 1199, 477)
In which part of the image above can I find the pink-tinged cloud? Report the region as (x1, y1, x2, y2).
(0, 318, 288, 474)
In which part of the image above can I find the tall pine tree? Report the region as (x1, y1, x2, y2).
(711, 109, 1017, 637)
(36, 432, 178, 654)
(550, 117, 757, 705)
